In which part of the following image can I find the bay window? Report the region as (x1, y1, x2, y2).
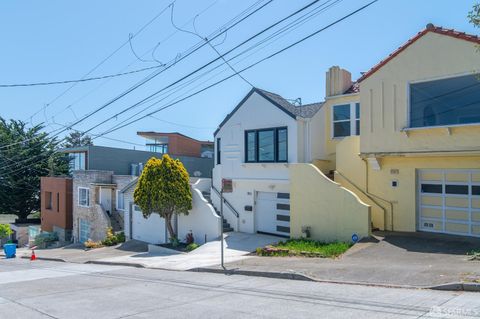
(245, 127, 287, 163)
(409, 73, 480, 128)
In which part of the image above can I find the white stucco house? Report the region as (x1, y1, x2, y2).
(121, 178, 221, 244)
(211, 88, 325, 237)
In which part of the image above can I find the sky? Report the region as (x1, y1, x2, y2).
(0, 0, 477, 149)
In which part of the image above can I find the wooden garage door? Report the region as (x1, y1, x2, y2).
(255, 192, 290, 237)
(418, 169, 480, 237)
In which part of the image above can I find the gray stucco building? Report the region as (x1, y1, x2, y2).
(62, 145, 213, 178)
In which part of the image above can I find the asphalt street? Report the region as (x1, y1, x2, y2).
(0, 258, 479, 318)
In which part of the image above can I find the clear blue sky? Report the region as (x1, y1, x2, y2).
(0, 0, 477, 148)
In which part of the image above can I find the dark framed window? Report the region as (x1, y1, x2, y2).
(409, 74, 480, 128)
(56, 193, 60, 212)
(244, 127, 288, 163)
(216, 138, 221, 165)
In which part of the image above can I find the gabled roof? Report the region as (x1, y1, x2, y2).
(214, 88, 324, 136)
(358, 23, 480, 83)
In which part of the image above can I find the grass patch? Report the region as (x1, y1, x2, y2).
(256, 239, 352, 258)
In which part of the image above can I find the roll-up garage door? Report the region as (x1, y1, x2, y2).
(418, 169, 480, 237)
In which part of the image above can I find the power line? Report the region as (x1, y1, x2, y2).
(101, 0, 344, 135)
(80, 0, 325, 136)
(43, 1, 220, 127)
(31, 0, 273, 142)
(0, 65, 163, 88)
(93, 0, 379, 139)
(2, 0, 377, 174)
(170, 2, 254, 87)
(24, 0, 174, 123)
(0, 0, 269, 152)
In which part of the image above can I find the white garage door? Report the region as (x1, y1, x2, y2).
(131, 205, 167, 244)
(255, 192, 290, 237)
(418, 169, 480, 237)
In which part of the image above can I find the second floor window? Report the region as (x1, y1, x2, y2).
(332, 103, 360, 138)
(69, 152, 86, 172)
(216, 138, 221, 165)
(245, 127, 288, 163)
(147, 143, 168, 153)
(409, 73, 480, 128)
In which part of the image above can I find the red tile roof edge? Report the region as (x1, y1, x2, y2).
(357, 24, 480, 83)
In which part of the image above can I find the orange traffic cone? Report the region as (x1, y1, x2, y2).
(30, 249, 36, 261)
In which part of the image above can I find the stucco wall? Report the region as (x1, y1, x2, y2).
(334, 136, 386, 230)
(178, 179, 221, 244)
(357, 156, 480, 232)
(360, 32, 480, 154)
(314, 93, 360, 172)
(123, 178, 221, 244)
(290, 164, 371, 242)
(40, 177, 73, 235)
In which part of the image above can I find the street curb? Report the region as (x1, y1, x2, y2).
(429, 282, 480, 292)
(20, 255, 66, 263)
(10, 255, 480, 292)
(189, 267, 315, 282)
(189, 267, 480, 292)
(86, 260, 146, 268)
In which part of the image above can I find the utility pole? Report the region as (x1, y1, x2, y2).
(220, 189, 224, 269)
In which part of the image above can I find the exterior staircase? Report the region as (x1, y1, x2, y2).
(202, 191, 234, 233)
(109, 210, 124, 232)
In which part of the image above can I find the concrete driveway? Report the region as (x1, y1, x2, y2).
(96, 232, 281, 270)
(214, 231, 480, 288)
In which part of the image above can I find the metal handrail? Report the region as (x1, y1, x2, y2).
(211, 185, 240, 218)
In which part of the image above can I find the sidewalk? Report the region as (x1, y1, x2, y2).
(94, 232, 280, 270)
(197, 232, 480, 290)
(16, 240, 148, 263)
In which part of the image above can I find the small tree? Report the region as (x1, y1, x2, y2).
(134, 155, 192, 241)
(0, 224, 13, 240)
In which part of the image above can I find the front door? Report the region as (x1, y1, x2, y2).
(255, 192, 290, 237)
(100, 188, 112, 214)
(79, 219, 90, 243)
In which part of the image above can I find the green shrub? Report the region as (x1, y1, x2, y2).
(186, 243, 199, 252)
(102, 227, 125, 246)
(0, 224, 13, 240)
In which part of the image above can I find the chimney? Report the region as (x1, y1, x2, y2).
(326, 66, 352, 97)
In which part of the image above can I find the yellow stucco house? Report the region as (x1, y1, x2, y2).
(326, 24, 480, 238)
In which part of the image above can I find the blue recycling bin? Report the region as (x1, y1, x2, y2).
(3, 243, 16, 258)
